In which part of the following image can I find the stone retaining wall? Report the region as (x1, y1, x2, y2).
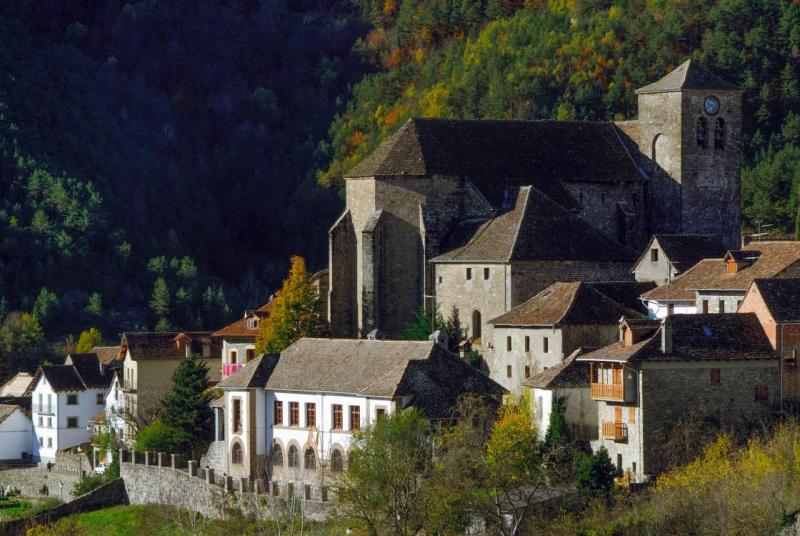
(0, 466, 81, 500)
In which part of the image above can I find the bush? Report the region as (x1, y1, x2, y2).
(574, 447, 618, 498)
(38, 485, 48, 497)
(134, 420, 183, 454)
(72, 473, 106, 497)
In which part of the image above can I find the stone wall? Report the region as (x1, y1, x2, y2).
(0, 466, 81, 500)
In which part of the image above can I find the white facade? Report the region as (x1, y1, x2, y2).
(644, 299, 696, 319)
(104, 374, 128, 444)
(0, 407, 33, 460)
(32, 376, 106, 463)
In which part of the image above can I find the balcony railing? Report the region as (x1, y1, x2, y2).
(222, 363, 245, 379)
(34, 405, 55, 415)
(590, 383, 624, 401)
(602, 421, 628, 441)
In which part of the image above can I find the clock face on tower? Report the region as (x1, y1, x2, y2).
(704, 95, 720, 115)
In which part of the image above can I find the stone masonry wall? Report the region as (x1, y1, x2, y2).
(0, 466, 81, 500)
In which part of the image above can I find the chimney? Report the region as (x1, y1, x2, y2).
(661, 319, 672, 354)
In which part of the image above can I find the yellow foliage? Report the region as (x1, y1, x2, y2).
(419, 84, 451, 117)
(383, 0, 395, 17)
(414, 48, 425, 63)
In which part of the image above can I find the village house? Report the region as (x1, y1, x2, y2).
(217, 338, 505, 498)
(31, 353, 115, 463)
(632, 234, 726, 285)
(0, 405, 33, 462)
(524, 349, 596, 442)
(739, 278, 800, 401)
(119, 332, 221, 439)
(578, 314, 779, 482)
(0, 372, 36, 406)
(640, 241, 800, 318)
(328, 61, 742, 339)
(213, 301, 272, 380)
(485, 281, 640, 396)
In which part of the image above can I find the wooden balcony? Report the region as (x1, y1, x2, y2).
(602, 421, 628, 441)
(590, 383, 624, 401)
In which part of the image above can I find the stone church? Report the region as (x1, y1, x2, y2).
(328, 60, 742, 339)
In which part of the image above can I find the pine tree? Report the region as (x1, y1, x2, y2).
(160, 355, 213, 458)
(255, 256, 328, 354)
(85, 293, 102, 318)
(149, 277, 171, 325)
(544, 397, 571, 449)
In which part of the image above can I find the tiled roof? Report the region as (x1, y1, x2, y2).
(90, 346, 122, 365)
(643, 234, 727, 273)
(642, 242, 800, 301)
(347, 118, 642, 206)
(0, 404, 24, 425)
(217, 354, 280, 390)
(489, 282, 640, 327)
(524, 349, 590, 389)
(431, 187, 637, 263)
(587, 281, 655, 315)
(265, 338, 505, 419)
(752, 278, 800, 323)
(213, 300, 273, 338)
(64, 354, 112, 389)
(122, 332, 220, 360)
(0, 372, 36, 398)
(636, 60, 739, 94)
(40, 365, 86, 392)
(579, 314, 775, 363)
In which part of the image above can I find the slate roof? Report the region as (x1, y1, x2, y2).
(489, 282, 640, 327)
(0, 404, 24, 425)
(39, 365, 86, 392)
(578, 314, 775, 363)
(90, 346, 122, 365)
(751, 278, 800, 323)
(265, 338, 505, 419)
(347, 118, 642, 206)
(0, 372, 36, 398)
(636, 60, 739, 94)
(524, 349, 590, 389)
(642, 242, 800, 301)
(217, 354, 280, 390)
(122, 332, 219, 360)
(431, 187, 637, 263)
(587, 281, 656, 315)
(64, 354, 112, 389)
(636, 234, 727, 274)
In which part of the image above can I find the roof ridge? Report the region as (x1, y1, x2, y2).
(507, 186, 532, 262)
(552, 282, 584, 325)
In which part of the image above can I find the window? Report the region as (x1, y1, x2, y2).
(714, 118, 725, 149)
(232, 399, 242, 433)
(650, 248, 659, 262)
(702, 300, 709, 314)
(289, 402, 299, 426)
(472, 311, 482, 340)
(38, 437, 43, 447)
(47, 417, 52, 428)
(696, 117, 707, 148)
(438, 276, 442, 284)
(524, 336, 530, 352)
(376, 408, 386, 420)
(305, 484, 312, 500)
(719, 300, 725, 313)
(524, 366, 530, 379)
(288, 446, 299, 468)
(466, 268, 472, 280)
(38, 416, 43, 427)
(272, 444, 283, 467)
(231, 442, 243, 465)
(632, 461, 637, 474)
(668, 303, 675, 316)
(306, 403, 316, 428)
(628, 407, 636, 424)
(287, 483, 294, 497)
(506, 336, 512, 352)
(304, 448, 316, 469)
(67, 394, 78, 405)
(247, 317, 259, 329)
(755, 384, 769, 401)
(47, 438, 52, 448)
(331, 450, 343, 472)
(711, 369, 721, 384)
(272, 481, 279, 496)
(246, 349, 255, 362)
(332, 405, 343, 430)
(483, 267, 490, 280)
(230, 350, 238, 364)
(506, 365, 512, 378)
(66, 417, 78, 429)
(321, 487, 329, 502)
(96, 393, 104, 405)
(38, 393, 42, 413)
(350, 406, 361, 430)
(543, 337, 549, 353)
(274, 400, 283, 425)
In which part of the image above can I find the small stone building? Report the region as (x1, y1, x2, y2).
(632, 234, 726, 285)
(578, 314, 779, 481)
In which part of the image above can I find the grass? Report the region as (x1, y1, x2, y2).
(0, 499, 32, 520)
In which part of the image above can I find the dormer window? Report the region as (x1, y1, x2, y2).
(714, 119, 725, 150)
(696, 118, 707, 148)
(247, 317, 259, 330)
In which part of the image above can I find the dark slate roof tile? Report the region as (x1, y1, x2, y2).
(524, 349, 590, 389)
(636, 60, 739, 94)
(217, 354, 280, 390)
(752, 278, 800, 323)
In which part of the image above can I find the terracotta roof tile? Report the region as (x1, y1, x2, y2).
(90, 346, 122, 365)
(122, 332, 220, 360)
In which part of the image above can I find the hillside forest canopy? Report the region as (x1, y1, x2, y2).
(0, 0, 799, 365)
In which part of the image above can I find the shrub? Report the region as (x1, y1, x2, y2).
(134, 420, 183, 454)
(72, 474, 106, 497)
(38, 485, 48, 497)
(574, 447, 618, 498)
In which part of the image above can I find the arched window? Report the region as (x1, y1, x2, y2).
(696, 118, 707, 148)
(304, 448, 316, 470)
(330, 449, 343, 472)
(272, 444, 283, 467)
(288, 445, 299, 468)
(471, 310, 482, 341)
(714, 119, 725, 149)
(231, 441, 243, 465)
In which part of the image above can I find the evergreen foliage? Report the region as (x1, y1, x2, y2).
(544, 397, 571, 449)
(403, 306, 444, 341)
(159, 355, 213, 457)
(134, 420, 184, 455)
(0, 312, 45, 380)
(574, 447, 618, 498)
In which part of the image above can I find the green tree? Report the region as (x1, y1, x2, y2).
(444, 306, 466, 351)
(335, 409, 436, 536)
(32, 288, 59, 329)
(403, 305, 444, 341)
(134, 420, 183, 454)
(84, 293, 102, 318)
(574, 447, 618, 498)
(75, 328, 102, 353)
(255, 256, 328, 354)
(0, 312, 46, 379)
(544, 397, 571, 449)
(149, 277, 171, 323)
(160, 355, 213, 457)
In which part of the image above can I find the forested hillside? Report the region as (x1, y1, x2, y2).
(1, 0, 800, 357)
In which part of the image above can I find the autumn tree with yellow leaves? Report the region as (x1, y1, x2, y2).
(255, 256, 328, 354)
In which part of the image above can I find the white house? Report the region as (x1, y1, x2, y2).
(217, 338, 505, 499)
(32, 353, 113, 463)
(631, 234, 725, 285)
(213, 300, 272, 380)
(0, 404, 33, 461)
